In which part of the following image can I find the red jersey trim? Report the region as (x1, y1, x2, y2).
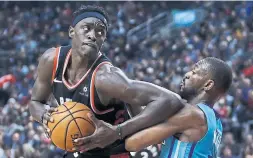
(90, 61, 115, 115)
(62, 50, 102, 90)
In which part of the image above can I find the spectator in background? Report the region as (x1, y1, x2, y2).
(242, 134, 253, 158)
(221, 146, 234, 158)
(0, 131, 6, 158)
(0, 1, 253, 157)
(243, 145, 253, 158)
(220, 132, 241, 158)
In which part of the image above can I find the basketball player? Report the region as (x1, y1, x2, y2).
(29, 5, 183, 158)
(122, 57, 232, 157)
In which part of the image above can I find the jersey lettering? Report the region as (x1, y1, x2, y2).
(213, 129, 222, 157)
(59, 97, 72, 105)
(162, 140, 166, 145)
(73, 152, 79, 158)
(147, 145, 159, 157)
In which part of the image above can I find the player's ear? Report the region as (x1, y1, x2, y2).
(204, 79, 214, 91)
(69, 26, 75, 38)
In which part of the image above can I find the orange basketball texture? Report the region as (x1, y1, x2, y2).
(47, 102, 95, 152)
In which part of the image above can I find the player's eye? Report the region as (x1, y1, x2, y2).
(97, 30, 105, 36)
(82, 26, 89, 31)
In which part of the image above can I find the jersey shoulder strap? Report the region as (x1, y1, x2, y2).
(51, 45, 72, 82)
(51, 47, 60, 83)
(90, 54, 114, 115)
(196, 103, 216, 146)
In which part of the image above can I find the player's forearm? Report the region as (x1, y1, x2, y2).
(125, 119, 178, 151)
(29, 100, 47, 123)
(120, 95, 183, 139)
(125, 128, 153, 151)
(125, 129, 161, 152)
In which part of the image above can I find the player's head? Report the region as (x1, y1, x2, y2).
(180, 57, 232, 101)
(69, 5, 109, 57)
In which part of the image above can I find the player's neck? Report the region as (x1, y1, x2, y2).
(70, 49, 98, 71)
(189, 92, 216, 107)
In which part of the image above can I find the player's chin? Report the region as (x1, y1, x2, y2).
(180, 88, 197, 100)
(81, 49, 97, 57)
(179, 89, 189, 100)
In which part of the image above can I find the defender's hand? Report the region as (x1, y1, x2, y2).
(41, 107, 57, 137)
(73, 113, 119, 152)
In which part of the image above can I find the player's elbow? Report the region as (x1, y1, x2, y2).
(173, 99, 185, 112)
(166, 93, 185, 112)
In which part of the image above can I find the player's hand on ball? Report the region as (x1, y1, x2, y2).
(74, 113, 118, 152)
(41, 107, 58, 137)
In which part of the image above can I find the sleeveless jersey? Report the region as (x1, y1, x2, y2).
(51, 45, 129, 157)
(160, 103, 223, 158)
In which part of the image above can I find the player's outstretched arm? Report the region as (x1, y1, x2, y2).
(29, 48, 57, 123)
(125, 105, 205, 151)
(95, 65, 184, 137)
(74, 64, 184, 151)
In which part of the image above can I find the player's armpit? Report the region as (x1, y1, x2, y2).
(125, 106, 204, 151)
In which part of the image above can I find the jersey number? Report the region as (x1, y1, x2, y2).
(140, 152, 149, 158)
(59, 97, 72, 105)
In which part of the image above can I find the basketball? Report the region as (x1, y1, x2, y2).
(47, 101, 95, 152)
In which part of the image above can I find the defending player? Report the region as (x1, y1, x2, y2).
(124, 57, 232, 157)
(29, 5, 183, 158)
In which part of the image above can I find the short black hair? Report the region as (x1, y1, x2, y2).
(197, 57, 232, 92)
(73, 5, 110, 25)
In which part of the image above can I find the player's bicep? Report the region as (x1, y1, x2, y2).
(31, 77, 52, 102)
(31, 48, 55, 102)
(95, 65, 176, 106)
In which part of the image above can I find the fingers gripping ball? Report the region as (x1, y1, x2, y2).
(47, 102, 95, 152)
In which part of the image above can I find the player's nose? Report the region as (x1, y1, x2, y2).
(87, 31, 96, 42)
(87, 34, 96, 42)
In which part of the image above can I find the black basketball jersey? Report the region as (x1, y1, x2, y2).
(51, 45, 129, 157)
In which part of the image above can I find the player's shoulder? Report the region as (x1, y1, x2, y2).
(97, 62, 113, 71)
(190, 105, 207, 126)
(179, 104, 206, 127)
(94, 63, 130, 90)
(95, 63, 124, 78)
(37, 47, 59, 76)
(39, 47, 57, 63)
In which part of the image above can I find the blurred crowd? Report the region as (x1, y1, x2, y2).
(0, 1, 252, 158)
